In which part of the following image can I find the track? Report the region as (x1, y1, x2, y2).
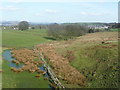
(35, 48, 65, 88)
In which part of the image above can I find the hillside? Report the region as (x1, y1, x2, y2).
(2, 30, 118, 88)
(36, 32, 118, 88)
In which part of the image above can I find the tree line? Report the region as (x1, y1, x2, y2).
(47, 23, 89, 40)
(12, 21, 118, 40)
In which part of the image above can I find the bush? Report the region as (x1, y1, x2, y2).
(47, 23, 88, 40)
(31, 27, 35, 29)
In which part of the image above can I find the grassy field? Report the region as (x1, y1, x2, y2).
(2, 29, 52, 88)
(2, 60, 49, 88)
(53, 32, 118, 88)
(2, 29, 119, 88)
(0, 47, 2, 89)
(2, 29, 51, 48)
(0, 29, 2, 89)
(110, 28, 120, 32)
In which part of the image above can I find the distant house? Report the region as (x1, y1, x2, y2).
(3, 27, 6, 30)
(13, 27, 19, 30)
(12, 26, 19, 30)
(88, 25, 109, 30)
(29, 27, 31, 29)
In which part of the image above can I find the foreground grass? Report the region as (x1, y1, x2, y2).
(2, 60, 49, 88)
(2, 29, 51, 88)
(2, 29, 51, 49)
(0, 47, 2, 89)
(71, 43, 118, 88)
(54, 32, 118, 88)
(2, 30, 119, 88)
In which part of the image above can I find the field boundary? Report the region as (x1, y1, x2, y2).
(35, 48, 65, 88)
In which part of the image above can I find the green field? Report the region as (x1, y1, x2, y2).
(2, 29, 51, 88)
(2, 29, 119, 88)
(71, 43, 118, 88)
(55, 32, 118, 88)
(2, 60, 49, 88)
(110, 28, 120, 32)
(0, 29, 2, 89)
(2, 29, 51, 48)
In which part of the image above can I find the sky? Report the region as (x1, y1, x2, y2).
(0, 0, 119, 23)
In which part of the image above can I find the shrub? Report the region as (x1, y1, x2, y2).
(47, 23, 88, 40)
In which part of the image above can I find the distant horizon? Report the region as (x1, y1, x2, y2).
(0, 20, 118, 24)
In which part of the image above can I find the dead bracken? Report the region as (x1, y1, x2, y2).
(11, 47, 86, 86)
(11, 48, 44, 75)
(36, 44, 87, 86)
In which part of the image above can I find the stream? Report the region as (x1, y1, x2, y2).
(2, 49, 54, 88)
(2, 49, 23, 68)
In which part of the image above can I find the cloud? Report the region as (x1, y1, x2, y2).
(35, 13, 43, 16)
(80, 12, 87, 15)
(90, 13, 102, 16)
(45, 9, 57, 13)
(35, 9, 57, 16)
(80, 12, 102, 16)
(0, 6, 20, 11)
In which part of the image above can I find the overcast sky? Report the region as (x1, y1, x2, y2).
(0, 0, 119, 23)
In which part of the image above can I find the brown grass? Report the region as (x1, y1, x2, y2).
(36, 44, 86, 86)
(11, 48, 44, 76)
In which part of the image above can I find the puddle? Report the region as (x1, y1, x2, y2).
(2, 49, 23, 68)
(2, 49, 54, 88)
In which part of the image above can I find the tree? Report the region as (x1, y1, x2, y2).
(65, 24, 88, 38)
(31, 27, 35, 29)
(47, 23, 61, 39)
(88, 29, 94, 33)
(18, 21, 29, 30)
(47, 23, 88, 40)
